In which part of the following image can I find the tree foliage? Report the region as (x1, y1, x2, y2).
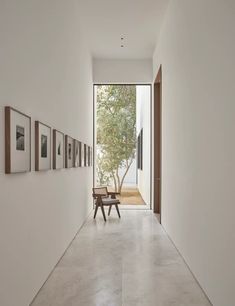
(96, 85, 136, 193)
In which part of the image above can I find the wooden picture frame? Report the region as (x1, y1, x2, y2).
(65, 135, 74, 168)
(5, 106, 31, 174)
(53, 129, 64, 169)
(35, 121, 51, 171)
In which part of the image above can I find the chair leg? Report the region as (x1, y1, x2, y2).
(108, 205, 112, 216)
(100, 203, 106, 222)
(94, 204, 99, 219)
(115, 204, 121, 218)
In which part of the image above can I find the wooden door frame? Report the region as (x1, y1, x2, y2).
(153, 66, 162, 222)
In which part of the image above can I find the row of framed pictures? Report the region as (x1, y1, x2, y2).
(5, 106, 92, 174)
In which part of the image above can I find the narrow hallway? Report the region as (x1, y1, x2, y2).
(31, 211, 211, 306)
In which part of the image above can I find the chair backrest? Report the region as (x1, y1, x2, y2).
(92, 187, 108, 198)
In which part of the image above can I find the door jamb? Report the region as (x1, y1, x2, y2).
(153, 66, 162, 223)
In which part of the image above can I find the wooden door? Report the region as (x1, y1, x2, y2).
(154, 66, 162, 222)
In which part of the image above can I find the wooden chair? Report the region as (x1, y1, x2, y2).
(92, 187, 121, 221)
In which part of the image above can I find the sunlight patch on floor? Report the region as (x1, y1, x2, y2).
(117, 187, 145, 205)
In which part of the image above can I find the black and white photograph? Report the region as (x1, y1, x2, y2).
(53, 129, 64, 169)
(73, 139, 80, 167)
(65, 135, 74, 168)
(68, 143, 72, 160)
(57, 141, 61, 155)
(80, 142, 85, 167)
(88, 146, 92, 167)
(84, 144, 90, 167)
(35, 121, 51, 171)
(16, 125, 25, 151)
(41, 135, 47, 158)
(5, 106, 31, 174)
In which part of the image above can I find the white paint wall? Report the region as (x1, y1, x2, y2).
(119, 159, 137, 186)
(0, 1, 93, 306)
(136, 86, 151, 205)
(93, 59, 153, 84)
(153, 1, 235, 305)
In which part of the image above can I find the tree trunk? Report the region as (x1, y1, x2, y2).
(116, 169, 121, 193)
(119, 159, 133, 193)
(112, 172, 117, 192)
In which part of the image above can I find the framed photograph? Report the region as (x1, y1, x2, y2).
(5, 106, 31, 174)
(84, 144, 89, 167)
(78, 141, 82, 167)
(53, 129, 64, 169)
(80, 142, 85, 167)
(73, 139, 80, 168)
(87, 146, 90, 167)
(88, 146, 93, 167)
(35, 121, 51, 171)
(65, 135, 74, 168)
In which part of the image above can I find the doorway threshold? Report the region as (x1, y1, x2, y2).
(119, 204, 150, 210)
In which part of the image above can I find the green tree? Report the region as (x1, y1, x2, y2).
(96, 85, 136, 193)
(96, 153, 112, 186)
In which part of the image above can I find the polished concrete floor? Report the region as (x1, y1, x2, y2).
(31, 210, 211, 306)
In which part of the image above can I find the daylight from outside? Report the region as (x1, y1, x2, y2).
(95, 85, 151, 207)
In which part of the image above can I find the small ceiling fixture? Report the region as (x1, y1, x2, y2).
(121, 36, 124, 47)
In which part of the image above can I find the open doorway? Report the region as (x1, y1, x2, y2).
(153, 66, 162, 222)
(93, 84, 151, 209)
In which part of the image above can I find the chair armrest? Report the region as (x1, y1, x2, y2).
(107, 191, 120, 199)
(108, 191, 120, 195)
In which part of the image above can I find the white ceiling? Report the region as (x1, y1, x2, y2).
(78, 0, 169, 60)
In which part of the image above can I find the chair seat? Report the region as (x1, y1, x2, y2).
(99, 198, 120, 205)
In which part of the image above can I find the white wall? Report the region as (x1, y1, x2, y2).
(119, 159, 137, 186)
(153, 1, 235, 305)
(0, 1, 93, 306)
(93, 59, 153, 84)
(136, 86, 151, 205)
